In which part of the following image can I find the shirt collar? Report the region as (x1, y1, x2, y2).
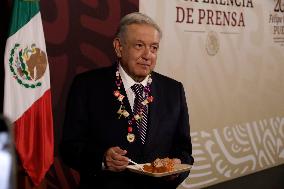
(119, 64, 149, 91)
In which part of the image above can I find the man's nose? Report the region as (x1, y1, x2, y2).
(142, 47, 151, 60)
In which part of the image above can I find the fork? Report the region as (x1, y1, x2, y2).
(128, 159, 144, 171)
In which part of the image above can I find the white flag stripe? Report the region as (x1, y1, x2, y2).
(4, 13, 51, 122)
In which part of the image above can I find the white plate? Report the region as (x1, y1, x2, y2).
(127, 163, 192, 177)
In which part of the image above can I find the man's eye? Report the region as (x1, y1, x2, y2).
(135, 44, 143, 49)
(151, 46, 158, 52)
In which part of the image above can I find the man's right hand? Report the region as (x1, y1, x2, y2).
(104, 146, 129, 172)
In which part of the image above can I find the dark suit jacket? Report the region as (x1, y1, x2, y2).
(61, 65, 194, 189)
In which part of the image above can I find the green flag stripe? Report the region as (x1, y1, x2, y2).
(9, 0, 40, 37)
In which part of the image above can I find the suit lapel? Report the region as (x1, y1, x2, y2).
(120, 84, 133, 118)
(144, 73, 160, 150)
(111, 64, 133, 120)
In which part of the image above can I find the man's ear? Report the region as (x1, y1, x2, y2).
(113, 38, 123, 58)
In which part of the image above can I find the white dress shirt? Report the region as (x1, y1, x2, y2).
(118, 64, 149, 111)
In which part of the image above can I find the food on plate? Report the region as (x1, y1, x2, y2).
(143, 157, 175, 173)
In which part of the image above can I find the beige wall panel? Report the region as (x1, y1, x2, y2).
(140, 0, 284, 188)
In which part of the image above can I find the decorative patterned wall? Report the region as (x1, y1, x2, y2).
(2, 1, 139, 189)
(184, 117, 284, 188)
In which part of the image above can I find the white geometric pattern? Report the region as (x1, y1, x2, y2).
(181, 117, 284, 189)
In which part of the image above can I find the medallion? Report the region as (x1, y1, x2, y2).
(127, 133, 135, 143)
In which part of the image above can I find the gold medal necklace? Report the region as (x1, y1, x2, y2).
(113, 64, 154, 143)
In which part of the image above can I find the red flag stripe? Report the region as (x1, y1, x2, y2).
(14, 89, 54, 186)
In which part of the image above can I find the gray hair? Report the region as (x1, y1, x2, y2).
(116, 12, 162, 42)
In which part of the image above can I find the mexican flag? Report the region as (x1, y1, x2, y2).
(3, 0, 54, 186)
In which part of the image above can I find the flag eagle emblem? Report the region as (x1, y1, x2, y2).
(9, 43, 47, 88)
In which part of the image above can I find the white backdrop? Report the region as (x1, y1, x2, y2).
(140, 0, 284, 188)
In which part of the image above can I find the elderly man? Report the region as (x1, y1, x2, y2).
(61, 12, 194, 189)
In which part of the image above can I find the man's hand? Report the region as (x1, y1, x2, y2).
(104, 146, 129, 172)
